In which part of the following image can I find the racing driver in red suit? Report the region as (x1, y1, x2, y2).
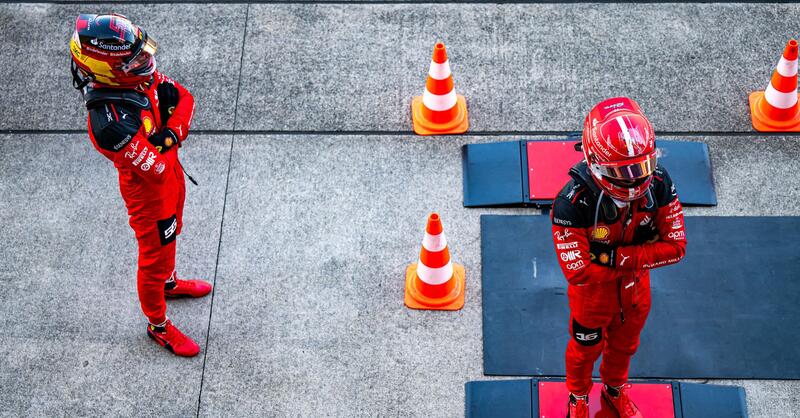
(551, 97, 687, 417)
(70, 14, 211, 357)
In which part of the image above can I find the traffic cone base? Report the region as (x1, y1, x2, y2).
(749, 91, 800, 131)
(404, 262, 465, 310)
(411, 94, 469, 136)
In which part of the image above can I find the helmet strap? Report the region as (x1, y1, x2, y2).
(643, 188, 655, 209)
(71, 60, 93, 91)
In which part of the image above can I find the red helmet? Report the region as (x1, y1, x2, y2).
(581, 97, 657, 202)
(69, 14, 157, 89)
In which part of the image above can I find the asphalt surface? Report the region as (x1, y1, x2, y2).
(1, 3, 799, 417)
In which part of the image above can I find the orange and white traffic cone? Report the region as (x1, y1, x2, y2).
(405, 213, 465, 310)
(411, 42, 469, 136)
(749, 39, 800, 132)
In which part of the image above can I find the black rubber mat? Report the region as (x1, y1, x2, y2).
(462, 140, 716, 207)
(465, 380, 533, 418)
(481, 215, 800, 379)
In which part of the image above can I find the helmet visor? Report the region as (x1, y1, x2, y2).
(123, 36, 157, 75)
(604, 175, 650, 188)
(592, 152, 657, 181)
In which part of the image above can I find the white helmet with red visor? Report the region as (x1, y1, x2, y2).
(581, 97, 658, 202)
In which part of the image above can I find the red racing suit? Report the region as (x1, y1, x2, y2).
(551, 161, 687, 395)
(84, 71, 195, 325)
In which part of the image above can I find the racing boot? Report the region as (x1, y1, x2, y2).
(567, 393, 589, 418)
(601, 384, 644, 418)
(164, 273, 212, 298)
(147, 319, 200, 357)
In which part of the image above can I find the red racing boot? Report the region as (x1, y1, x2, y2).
(164, 274, 212, 298)
(567, 393, 589, 418)
(601, 384, 644, 418)
(147, 320, 200, 357)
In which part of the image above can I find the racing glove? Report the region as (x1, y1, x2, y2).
(157, 82, 180, 124)
(589, 241, 618, 267)
(148, 128, 179, 154)
(633, 223, 660, 245)
(590, 242, 641, 269)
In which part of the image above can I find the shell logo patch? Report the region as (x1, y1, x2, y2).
(592, 226, 610, 240)
(143, 116, 154, 135)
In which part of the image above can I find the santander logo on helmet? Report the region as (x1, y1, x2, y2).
(581, 97, 658, 202)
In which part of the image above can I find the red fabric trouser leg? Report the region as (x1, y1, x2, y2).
(135, 226, 175, 325)
(565, 283, 651, 395)
(175, 166, 186, 235)
(599, 294, 651, 387)
(565, 315, 608, 395)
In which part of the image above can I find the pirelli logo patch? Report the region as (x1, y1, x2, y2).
(157, 215, 178, 246)
(572, 318, 602, 346)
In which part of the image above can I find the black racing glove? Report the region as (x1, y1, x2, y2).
(148, 128, 179, 154)
(633, 224, 660, 245)
(589, 241, 617, 267)
(157, 82, 179, 124)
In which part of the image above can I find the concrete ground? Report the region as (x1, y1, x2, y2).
(1, 2, 799, 417)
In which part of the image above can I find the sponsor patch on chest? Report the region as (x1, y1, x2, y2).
(142, 116, 154, 136)
(560, 249, 582, 262)
(592, 226, 610, 240)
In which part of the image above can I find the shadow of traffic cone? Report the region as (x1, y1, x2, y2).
(749, 39, 800, 131)
(411, 42, 469, 136)
(405, 213, 465, 310)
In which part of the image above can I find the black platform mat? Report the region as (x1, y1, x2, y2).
(462, 140, 717, 207)
(465, 380, 534, 418)
(481, 215, 800, 379)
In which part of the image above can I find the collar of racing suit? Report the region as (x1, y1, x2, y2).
(83, 86, 151, 110)
(568, 161, 655, 227)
